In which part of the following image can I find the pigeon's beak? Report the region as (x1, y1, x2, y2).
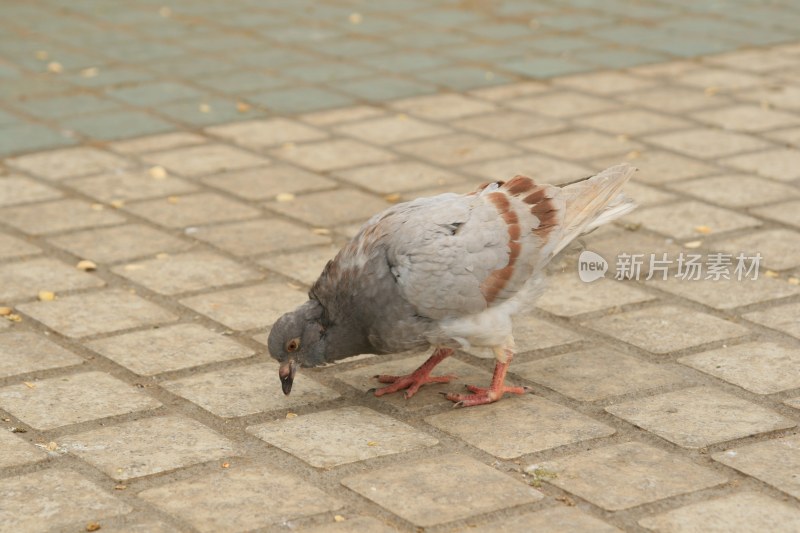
(279, 360, 298, 395)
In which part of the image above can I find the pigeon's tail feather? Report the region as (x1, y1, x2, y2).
(550, 163, 637, 257)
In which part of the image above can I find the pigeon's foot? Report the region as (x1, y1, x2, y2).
(445, 384, 531, 407)
(372, 347, 453, 399)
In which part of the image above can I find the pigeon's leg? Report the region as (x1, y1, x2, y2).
(373, 347, 455, 399)
(445, 347, 529, 407)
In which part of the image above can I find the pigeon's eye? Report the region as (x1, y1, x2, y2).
(286, 337, 300, 352)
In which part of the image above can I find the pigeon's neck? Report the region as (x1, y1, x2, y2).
(323, 319, 373, 362)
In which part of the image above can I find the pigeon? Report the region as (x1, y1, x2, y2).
(268, 163, 636, 407)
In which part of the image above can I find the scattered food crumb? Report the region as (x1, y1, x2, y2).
(11, 427, 27, 433)
(684, 240, 702, 249)
(236, 101, 251, 113)
(285, 412, 298, 419)
(110, 200, 125, 209)
(86, 522, 101, 532)
(556, 495, 576, 506)
(81, 67, 99, 78)
(704, 86, 718, 96)
(23, 382, 36, 389)
(694, 225, 712, 234)
(348, 12, 362, 24)
(765, 270, 779, 278)
(312, 228, 331, 236)
(76, 260, 97, 271)
(167, 196, 179, 204)
(384, 193, 401, 203)
(367, 441, 378, 447)
(114, 484, 127, 490)
(148, 166, 168, 179)
(788, 277, 799, 285)
(334, 515, 346, 522)
(221, 462, 230, 468)
(199, 103, 211, 113)
(38, 290, 55, 301)
(46, 441, 58, 451)
(0, 307, 11, 316)
(276, 192, 295, 202)
(47, 61, 62, 73)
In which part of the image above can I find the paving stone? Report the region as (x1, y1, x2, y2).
(538, 442, 726, 511)
(452, 110, 567, 140)
(162, 362, 340, 417)
(202, 164, 336, 200)
(786, 397, 800, 410)
(764, 126, 800, 147)
(720, 148, 800, 182)
(180, 282, 307, 331)
(462, 154, 592, 184)
(113, 251, 262, 295)
(342, 454, 542, 527)
(554, 70, 656, 95)
(713, 434, 800, 499)
(297, 516, 399, 533)
(715, 229, 800, 271)
(0, 371, 161, 430)
(337, 353, 489, 410)
(520, 130, 642, 160)
(0, 233, 39, 259)
(0, 175, 62, 206)
(668, 174, 799, 208)
(537, 274, 654, 317)
(270, 138, 396, 171)
(143, 144, 268, 177)
(98, 520, 176, 533)
(468, 81, 549, 101)
(206, 118, 328, 149)
(0, 331, 84, 378)
(248, 406, 438, 468)
(109, 132, 207, 154)
(619, 87, 727, 113)
(624, 200, 761, 240)
(47, 224, 189, 265)
(139, 464, 342, 531)
(6, 147, 132, 180)
(396, 133, 520, 166)
(469, 506, 623, 533)
(66, 169, 197, 202)
(266, 188, 391, 226)
(650, 274, 800, 310)
(693, 104, 798, 133)
(124, 192, 261, 228)
(507, 91, 618, 118)
(301, 105, 385, 126)
(258, 245, 338, 285)
(3, 198, 126, 235)
(0, 429, 47, 467)
(515, 348, 683, 402)
(575, 109, 692, 135)
(0, 257, 105, 302)
(334, 161, 465, 194)
(0, 469, 132, 531)
(676, 67, 766, 91)
(426, 395, 614, 459)
(645, 129, 771, 159)
(607, 387, 795, 448)
(192, 218, 330, 257)
(336, 115, 450, 146)
(584, 305, 749, 354)
(60, 415, 236, 480)
(744, 302, 800, 338)
(18, 289, 177, 338)
(599, 151, 717, 185)
(87, 323, 254, 375)
(390, 93, 496, 120)
(751, 200, 800, 228)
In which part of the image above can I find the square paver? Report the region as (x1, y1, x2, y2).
(645, 129, 770, 159)
(342, 454, 542, 527)
(639, 491, 800, 533)
(143, 144, 268, 177)
(715, 229, 800, 271)
(538, 442, 726, 511)
(598, 150, 716, 185)
(453, 110, 567, 140)
(0, 371, 161, 430)
(461, 153, 591, 184)
(109, 132, 206, 154)
(396, 133, 520, 166)
(0, 430, 47, 468)
(139, 464, 342, 532)
(679, 341, 800, 394)
(266, 189, 391, 226)
(180, 282, 307, 330)
(248, 406, 438, 468)
(485, 316, 582, 357)
(301, 105, 385, 126)
(0, 233, 39, 260)
(258, 245, 338, 285)
(47, 224, 191, 264)
(3, 199, 126, 235)
(270, 139, 396, 171)
(426, 395, 614, 459)
(720, 148, 800, 181)
(667, 174, 799, 208)
(744, 302, 800, 338)
(0, 257, 104, 302)
(113, 251, 262, 295)
(623, 201, 761, 240)
(0, 175, 62, 206)
(206, 118, 328, 149)
(66, 170, 197, 202)
(335, 115, 450, 145)
(469, 507, 623, 533)
(390, 93, 496, 120)
(295, 516, 398, 533)
(161, 362, 340, 417)
(6, 147, 132, 180)
(124, 192, 261, 228)
(713, 434, 800, 499)
(520, 130, 642, 160)
(192, 218, 330, 257)
(619, 87, 727, 113)
(0, 469, 132, 531)
(751, 200, 800, 228)
(583, 305, 750, 354)
(334, 161, 465, 194)
(0, 331, 83, 378)
(536, 274, 654, 316)
(606, 387, 795, 448)
(60, 415, 236, 480)
(202, 164, 335, 200)
(515, 349, 683, 401)
(87, 323, 253, 375)
(507, 92, 618, 118)
(693, 104, 798, 132)
(18, 289, 177, 338)
(648, 275, 800, 310)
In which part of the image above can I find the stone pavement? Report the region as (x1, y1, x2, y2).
(2, 1, 800, 533)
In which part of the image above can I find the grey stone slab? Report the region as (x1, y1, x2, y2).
(0, 429, 47, 467)
(0, 331, 84, 378)
(3, 199, 126, 235)
(47, 224, 191, 264)
(0, 257, 105, 302)
(295, 516, 399, 533)
(469, 506, 623, 533)
(713, 434, 800, 499)
(536, 274, 655, 316)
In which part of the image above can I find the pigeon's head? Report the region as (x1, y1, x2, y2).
(267, 300, 326, 395)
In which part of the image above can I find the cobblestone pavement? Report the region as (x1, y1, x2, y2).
(2, 1, 800, 533)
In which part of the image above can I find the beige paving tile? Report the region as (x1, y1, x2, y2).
(0, 331, 83, 378)
(469, 81, 548, 100)
(61, 415, 236, 480)
(390, 93, 496, 120)
(554, 70, 656, 94)
(707, 49, 800, 72)
(3, 199, 126, 235)
(647, 276, 800, 311)
(7, 147, 132, 180)
(426, 395, 614, 459)
(206, 118, 328, 149)
(161, 362, 340, 417)
(623, 200, 761, 240)
(676, 68, 766, 91)
(0, 429, 47, 468)
(124, 192, 261, 228)
(537, 442, 726, 511)
(334, 161, 465, 194)
(515, 349, 683, 401)
(257, 245, 337, 285)
(266, 188, 391, 226)
(738, 85, 800, 111)
(606, 387, 795, 448)
(270, 139, 395, 171)
(0, 233, 39, 259)
(594, 150, 716, 184)
(520, 130, 642, 160)
(18, 289, 177, 338)
(452, 110, 567, 140)
(0, 371, 161, 430)
(744, 301, 800, 338)
(139, 464, 343, 532)
(180, 282, 306, 330)
(469, 506, 623, 533)
(692, 104, 798, 132)
(109, 131, 206, 154)
(0, 257, 104, 302)
(300, 105, 385, 126)
(584, 305, 749, 354)
(713, 434, 800, 499)
(47, 224, 191, 264)
(462, 154, 592, 184)
(764, 126, 800, 147)
(396, 133, 521, 166)
(192, 218, 330, 256)
(575, 109, 691, 135)
(785, 397, 800, 410)
(639, 491, 800, 533)
(750, 200, 800, 227)
(87, 323, 254, 375)
(66, 169, 197, 202)
(0, 175, 62, 206)
(507, 92, 618, 118)
(618, 87, 727, 113)
(143, 143, 268, 177)
(667, 174, 799, 207)
(202, 164, 336, 200)
(0, 469, 132, 531)
(248, 406, 437, 468)
(99, 520, 176, 533)
(342, 454, 542, 527)
(715, 228, 800, 271)
(645, 129, 770, 159)
(296, 516, 399, 533)
(335, 114, 450, 145)
(720, 148, 800, 182)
